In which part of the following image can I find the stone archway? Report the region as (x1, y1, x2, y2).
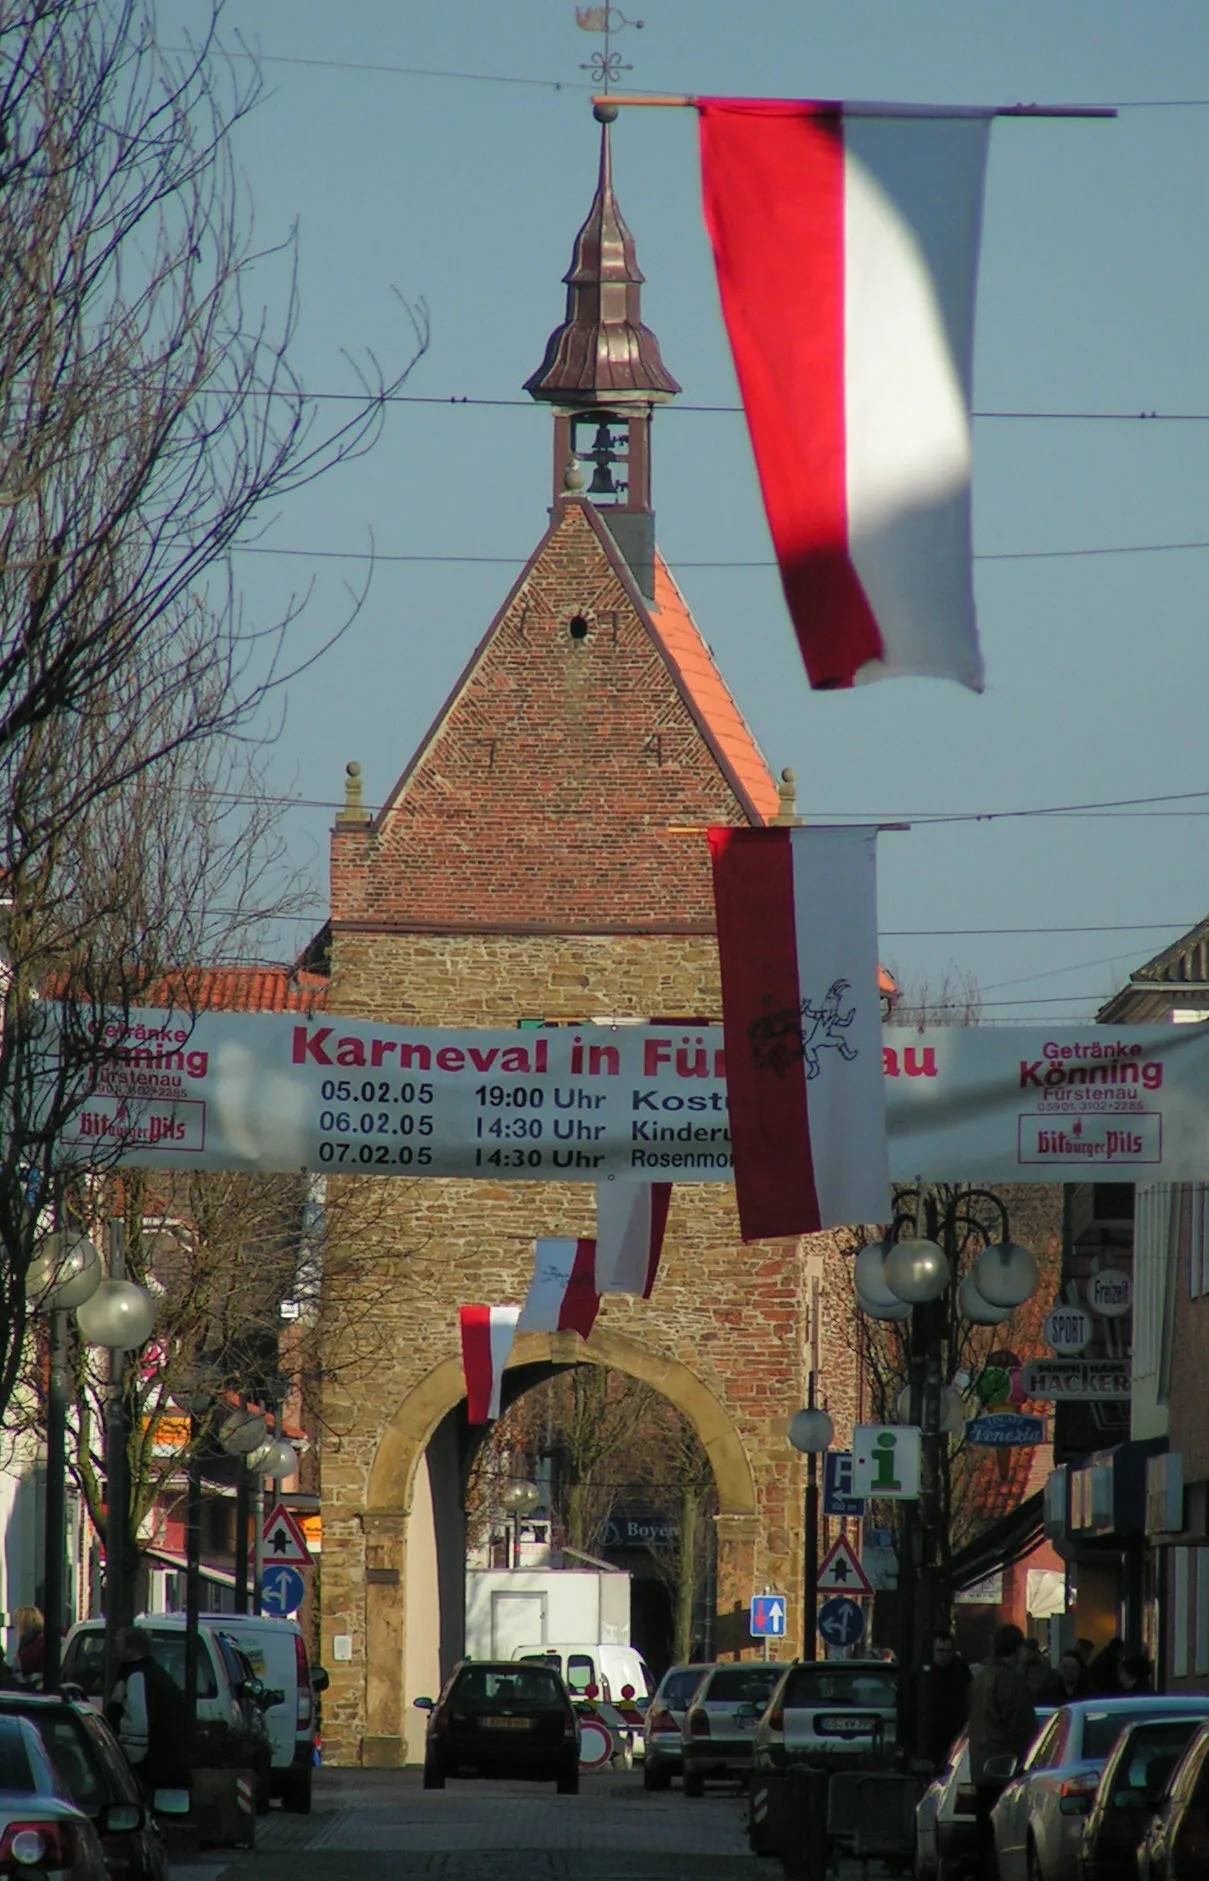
(358, 1327, 759, 1762)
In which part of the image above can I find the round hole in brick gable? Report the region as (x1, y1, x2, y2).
(568, 615, 590, 641)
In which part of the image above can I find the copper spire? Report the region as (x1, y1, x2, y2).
(525, 116, 681, 409)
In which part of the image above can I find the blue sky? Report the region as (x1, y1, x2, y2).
(184, 2, 1209, 1020)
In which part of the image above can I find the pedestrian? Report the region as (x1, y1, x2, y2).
(109, 1626, 190, 1797)
(967, 1622, 1038, 1872)
(1040, 1648, 1091, 1705)
(1119, 1651, 1154, 1693)
(11, 1607, 44, 1686)
(1022, 1637, 1053, 1701)
(897, 1629, 972, 1771)
(1087, 1637, 1125, 1695)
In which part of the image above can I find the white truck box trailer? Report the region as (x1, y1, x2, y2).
(465, 1567, 631, 1659)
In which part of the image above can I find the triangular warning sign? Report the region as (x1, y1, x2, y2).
(817, 1534, 871, 1594)
(262, 1501, 311, 1566)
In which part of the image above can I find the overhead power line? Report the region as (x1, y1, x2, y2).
(234, 535, 1209, 570)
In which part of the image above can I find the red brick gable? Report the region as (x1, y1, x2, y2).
(332, 499, 778, 934)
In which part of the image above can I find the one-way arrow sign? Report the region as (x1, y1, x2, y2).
(262, 1501, 311, 1567)
(817, 1534, 872, 1595)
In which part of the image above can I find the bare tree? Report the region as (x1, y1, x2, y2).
(0, 0, 425, 1415)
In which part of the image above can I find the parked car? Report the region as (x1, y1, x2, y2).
(992, 1698, 1209, 1881)
(752, 1659, 899, 1776)
(642, 1664, 714, 1791)
(0, 1693, 167, 1881)
(1080, 1711, 1204, 1881)
(61, 1615, 274, 1809)
(414, 1659, 580, 1792)
(681, 1662, 785, 1797)
(196, 1613, 327, 1812)
(1136, 1717, 1209, 1881)
(0, 1711, 109, 1881)
(917, 1715, 1054, 1881)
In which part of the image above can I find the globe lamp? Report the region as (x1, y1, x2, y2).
(973, 1242, 1039, 1309)
(853, 1242, 911, 1321)
(28, 1233, 102, 1313)
(958, 1273, 1012, 1326)
(884, 1237, 950, 1304)
(219, 1407, 268, 1456)
(75, 1278, 156, 1349)
(787, 1407, 834, 1453)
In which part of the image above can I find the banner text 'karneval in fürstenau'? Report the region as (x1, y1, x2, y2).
(54, 1010, 1209, 1186)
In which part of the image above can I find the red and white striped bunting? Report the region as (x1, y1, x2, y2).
(459, 1304, 521, 1423)
(595, 1181, 671, 1298)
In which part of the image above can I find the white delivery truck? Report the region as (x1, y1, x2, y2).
(464, 1567, 632, 1661)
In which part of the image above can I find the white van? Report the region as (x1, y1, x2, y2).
(61, 1612, 326, 1813)
(511, 1642, 652, 1703)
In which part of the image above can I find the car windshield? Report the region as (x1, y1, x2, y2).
(1114, 1722, 1201, 1794)
(661, 1669, 710, 1708)
(1081, 1710, 1178, 1762)
(705, 1667, 783, 1703)
(784, 1667, 897, 1708)
(64, 1628, 216, 1699)
(455, 1668, 563, 1705)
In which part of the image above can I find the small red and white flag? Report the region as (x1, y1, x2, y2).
(459, 1305, 521, 1423)
(595, 1181, 672, 1298)
(698, 99, 991, 692)
(517, 1238, 601, 1339)
(708, 824, 889, 1240)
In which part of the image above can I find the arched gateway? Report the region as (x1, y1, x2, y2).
(317, 120, 863, 1765)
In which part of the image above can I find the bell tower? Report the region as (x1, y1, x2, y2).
(525, 103, 680, 600)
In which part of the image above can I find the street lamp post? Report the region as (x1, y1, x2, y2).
(852, 1188, 1038, 1755)
(498, 1479, 540, 1566)
(787, 1390, 833, 1661)
(30, 1228, 104, 1691)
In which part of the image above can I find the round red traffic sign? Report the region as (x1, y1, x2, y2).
(577, 1718, 612, 1770)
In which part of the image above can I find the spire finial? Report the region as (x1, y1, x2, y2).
(575, 7, 644, 95)
(337, 760, 371, 826)
(772, 767, 803, 826)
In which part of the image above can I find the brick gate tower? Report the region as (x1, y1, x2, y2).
(319, 116, 863, 1767)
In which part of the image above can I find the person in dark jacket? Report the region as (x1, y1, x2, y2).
(1040, 1648, 1091, 1705)
(110, 1627, 190, 1795)
(897, 1630, 972, 1771)
(1087, 1636, 1125, 1695)
(967, 1623, 1038, 1869)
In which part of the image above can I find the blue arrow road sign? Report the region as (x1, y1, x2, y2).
(817, 1596, 866, 1649)
(261, 1563, 306, 1616)
(750, 1594, 787, 1638)
(823, 1450, 867, 1518)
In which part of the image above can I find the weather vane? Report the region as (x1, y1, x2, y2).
(575, 6, 643, 93)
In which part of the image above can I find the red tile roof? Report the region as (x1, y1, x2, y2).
(649, 554, 781, 827)
(146, 967, 329, 1014)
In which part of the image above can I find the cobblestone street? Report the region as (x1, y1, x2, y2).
(178, 1766, 759, 1881)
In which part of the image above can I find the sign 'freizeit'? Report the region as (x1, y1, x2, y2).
(56, 1010, 1209, 1184)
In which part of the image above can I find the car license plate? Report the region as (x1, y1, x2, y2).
(814, 1712, 876, 1737)
(483, 1715, 533, 1730)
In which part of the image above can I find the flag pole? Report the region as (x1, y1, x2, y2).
(593, 94, 1116, 118)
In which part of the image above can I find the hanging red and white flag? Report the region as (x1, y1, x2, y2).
(708, 824, 889, 1240)
(459, 1304, 521, 1423)
(697, 99, 991, 692)
(517, 1238, 601, 1339)
(595, 1181, 672, 1297)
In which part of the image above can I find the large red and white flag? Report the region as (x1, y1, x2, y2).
(595, 1181, 672, 1297)
(517, 1238, 601, 1339)
(698, 100, 991, 692)
(459, 1304, 521, 1423)
(708, 824, 889, 1240)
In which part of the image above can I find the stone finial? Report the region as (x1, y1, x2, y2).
(772, 767, 803, 827)
(336, 760, 371, 827)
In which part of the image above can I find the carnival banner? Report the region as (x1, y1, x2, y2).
(57, 1008, 1209, 1189)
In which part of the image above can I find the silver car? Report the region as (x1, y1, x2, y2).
(993, 1698, 1209, 1881)
(752, 1659, 898, 1775)
(681, 1663, 786, 1796)
(643, 1664, 713, 1791)
(0, 1711, 108, 1880)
